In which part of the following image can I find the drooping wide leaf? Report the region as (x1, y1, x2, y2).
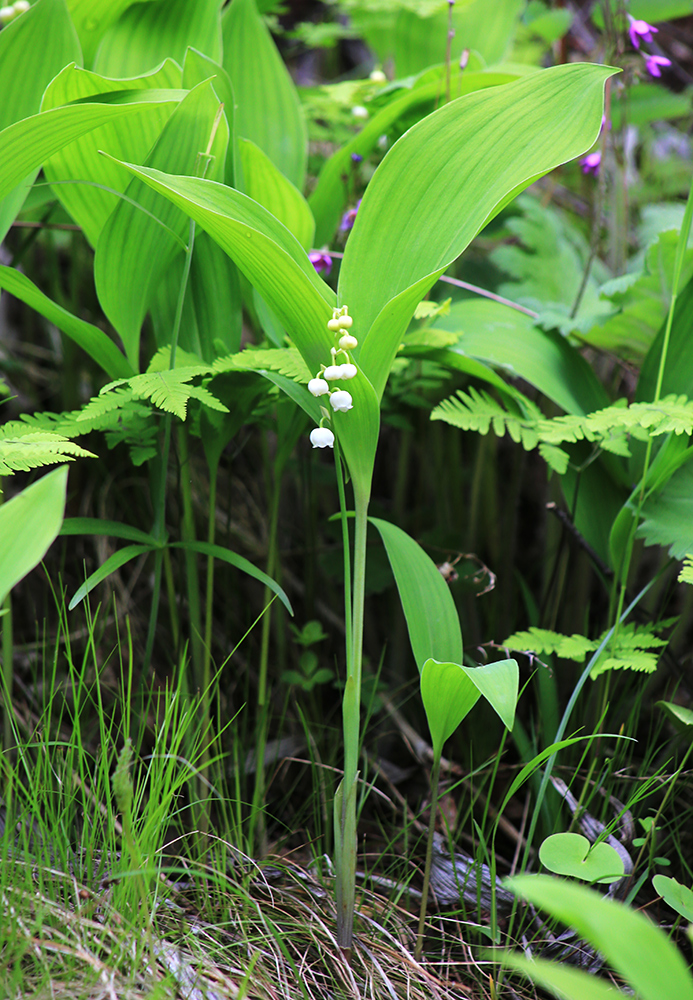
(369, 516, 463, 671)
(41, 62, 183, 247)
(0, 266, 133, 379)
(0, 91, 183, 209)
(505, 875, 693, 1000)
(0, 467, 68, 605)
(0, 0, 82, 242)
(95, 80, 229, 369)
(222, 0, 307, 189)
(339, 62, 617, 401)
(93, 0, 222, 78)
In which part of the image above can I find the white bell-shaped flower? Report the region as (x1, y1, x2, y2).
(340, 364, 357, 379)
(324, 365, 344, 380)
(339, 333, 358, 350)
(308, 377, 330, 396)
(310, 427, 335, 449)
(329, 390, 353, 412)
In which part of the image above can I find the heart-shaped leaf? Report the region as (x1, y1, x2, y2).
(539, 832, 625, 884)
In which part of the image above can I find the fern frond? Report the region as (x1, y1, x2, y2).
(679, 555, 693, 585)
(95, 368, 228, 421)
(503, 627, 595, 661)
(0, 433, 95, 475)
(215, 347, 312, 383)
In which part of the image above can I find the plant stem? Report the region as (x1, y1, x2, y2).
(415, 753, 441, 960)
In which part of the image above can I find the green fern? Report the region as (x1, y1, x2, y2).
(679, 555, 693, 585)
(503, 622, 666, 678)
(214, 347, 313, 383)
(0, 425, 95, 476)
(93, 367, 229, 422)
(432, 390, 693, 474)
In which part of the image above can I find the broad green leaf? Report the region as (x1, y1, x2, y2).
(106, 161, 379, 501)
(222, 0, 307, 189)
(506, 875, 693, 1000)
(0, 267, 133, 380)
(653, 874, 693, 922)
(638, 455, 693, 558)
(499, 951, 635, 1000)
(94, 80, 229, 369)
(239, 139, 314, 250)
(0, 0, 82, 242)
(169, 541, 292, 615)
(0, 90, 182, 208)
(369, 517, 463, 670)
(539, 832, 625, 884)
(94, 0, 222, 78)
(66, 0, 155, 69)
(0, 467, 68, 605)
(430, 298, 610, 415)
(339, 63, 617, 403)
(310, 68, 520, 247)
(69, 543, 154, 610)
(420, 656, 518, 757)
(60, 517, 156, 545)
(42, 61, 182, 247)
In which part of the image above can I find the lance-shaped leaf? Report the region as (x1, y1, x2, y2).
(339, 63, 617, 402)
(0, 266, 132, 379)
(369, 516, 462, 670)
(421, 657, 519, 758)
(0, 467, 68, 605)
(41, 60, 183, 247)
(222, 0, 306, 189)
(94, 80, 229, 369)
(0, 91, 183, 208)
(239, 138, 314, 250)
(0, 0, 82, 242)
(93, 0, 222, 78)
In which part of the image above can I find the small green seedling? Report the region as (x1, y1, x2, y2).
(539, 832, 624, 884)
(416, 656, 519, 959)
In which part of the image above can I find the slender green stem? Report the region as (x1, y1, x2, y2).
(142, 217, 196, 676)
(2, 591, 13, 755)
(415, 753, 441, 960)
(178, 424, 204, 686)
(334, 439, 353, 670)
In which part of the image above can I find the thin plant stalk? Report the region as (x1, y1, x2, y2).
(415, 754, 441, 960)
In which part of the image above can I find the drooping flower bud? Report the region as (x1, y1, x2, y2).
(340, 364, 357, 379)
(310, 427, 335, 449)
(308, 377, 330, 396)
(339, 333, 358, 350)
(329, 390, 353, 412)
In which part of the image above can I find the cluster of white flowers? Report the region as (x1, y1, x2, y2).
(309, 306, 358, 449)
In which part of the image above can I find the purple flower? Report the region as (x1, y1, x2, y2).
(581, 151, 601, 176)
(644, 54, 671, 77)
(340, 199, 361, 233)
(351, 153, 363, 164)
(309, 251, 332, 276)
(628, 17, 657, 49)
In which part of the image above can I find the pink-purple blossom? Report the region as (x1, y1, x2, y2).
(309, 251, 332, 276)
(581, 151, 601, 176)
(628, 17, 657, 49)
(644, 54, 671, 77)
(340, 200, 361, 232)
